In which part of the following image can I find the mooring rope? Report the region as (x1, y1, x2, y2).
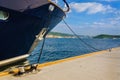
(63, 0, 70, 12)
(63, 19, 101, 52)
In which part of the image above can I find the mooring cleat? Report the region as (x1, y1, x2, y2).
(29, 64, 40, 73)
(15, 66, 26, 76)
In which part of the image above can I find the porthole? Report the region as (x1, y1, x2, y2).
(0, 10, 9, 20)
(49, 4, 55, 12)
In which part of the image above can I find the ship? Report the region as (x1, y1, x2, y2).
(0, 0, 68, 67)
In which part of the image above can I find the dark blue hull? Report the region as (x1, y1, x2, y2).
(0, 2, 65, 63)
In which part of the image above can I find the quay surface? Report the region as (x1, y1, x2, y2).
(0, 47, 120, 80)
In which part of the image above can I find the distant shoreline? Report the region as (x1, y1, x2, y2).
(46, 35, 75, 38)
(93, 34, 120, 39)
(46, 32, 75, 38)
(47, 32, 120, 39)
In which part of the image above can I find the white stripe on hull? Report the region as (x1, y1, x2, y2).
(0, 54, 29, 67)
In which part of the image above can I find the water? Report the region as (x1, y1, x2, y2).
(28, 38, 120, 64)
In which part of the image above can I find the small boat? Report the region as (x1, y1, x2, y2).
(0, 0, 68, 67)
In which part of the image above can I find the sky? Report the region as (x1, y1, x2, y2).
(51, 0, 120, 36)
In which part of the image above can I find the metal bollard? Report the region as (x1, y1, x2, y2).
(30, 64, 38, 73)
(18, 66, 25, 75)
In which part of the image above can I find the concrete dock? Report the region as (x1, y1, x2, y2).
(0, 47, 120, 80)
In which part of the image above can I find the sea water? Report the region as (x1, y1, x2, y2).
(28, 38, 120, 64)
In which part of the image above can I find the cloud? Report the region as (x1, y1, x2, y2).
(70, 2, 115, 14)
(91, 16, 120, 28)
(78, 17, 120, 35)
(102, 0, 119, 2)
(108, 17, 120, 25)
(52, 16, 120, 36)
(93, 22, 105, 25)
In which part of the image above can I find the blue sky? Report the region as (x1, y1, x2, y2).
(52, 0, 120, 36)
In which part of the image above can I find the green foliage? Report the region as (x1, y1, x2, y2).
(94, 34, 120, 39)
(48, 32, 73, 37)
